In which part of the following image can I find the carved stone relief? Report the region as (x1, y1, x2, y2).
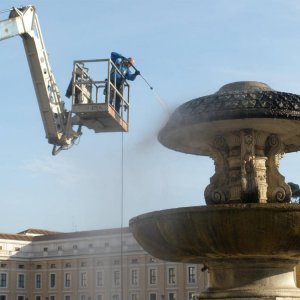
(205, 130, 290, 205)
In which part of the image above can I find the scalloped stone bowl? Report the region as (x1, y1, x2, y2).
(158, 81, 300, 155)
(130, 204, 300, 263)
(130, 204, 300, 298)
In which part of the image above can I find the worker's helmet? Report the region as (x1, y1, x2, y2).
(128, 57, 135, 66)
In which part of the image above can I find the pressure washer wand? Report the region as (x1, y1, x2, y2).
(131, 64, 153, 90)
(140, 74, 153, 90)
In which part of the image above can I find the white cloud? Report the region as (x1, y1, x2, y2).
(19, 156, 84, 187)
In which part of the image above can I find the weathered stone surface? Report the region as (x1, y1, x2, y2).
(130, 81, 300, 299)
(158, 81, 300, 155)
(158, 81, 299, 204)
(130, 204, 300, 262)
(130, 204, 300, 298)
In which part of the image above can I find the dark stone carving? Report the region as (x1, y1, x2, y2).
(168, 90, 300, 127)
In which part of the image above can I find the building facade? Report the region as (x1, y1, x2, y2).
(0, 228, 206, 300)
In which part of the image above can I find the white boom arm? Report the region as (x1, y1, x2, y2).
(0, 6, 78, 153)
(0, 5, 131, 154)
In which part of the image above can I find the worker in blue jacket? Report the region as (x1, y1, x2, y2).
(109, 52, 140, 113)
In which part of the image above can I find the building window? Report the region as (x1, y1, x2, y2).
(112, 295, 119, 300)
(17, 296, 25, 300)
(97, 295, 103, 300)
(18, 265, 24, 269)
(131, 258, 138, 264)
(96, 271, 103, 287)
(17, 274, 25, 288)
(50, 264, 56, 269)
(168, 267, 176, 285)
(43, 247, 48, 252)
(131, 294, 138, 300)
(0, 264, 6, 268)
(187, 266, 196, 284)
(149, 293, 156, 300)
(64, 272, 71, 288)
(65, 263, 71, 268)
(188, 292, 194, 300)
(35, 296, 41, 300)
(0, 296, 5, 300)
(113, 260, 120, 265)
(80, 272, 87, 288)
(36, 265, 42, 269)
(81, 262, 87, 268)
(49, 273, 56, 288)
(35, 273, 41, 289)
(168, 293, 176, 300)
(58, 246, 62, 251)
(50, 296, 56, 300)
(0, 273, 7, 288)
(73, 245, 78, 250)
(113, 270, 120, 287)
(64, 296, 71, 300)
(131, 269, 138, 286)
(80, 296, 86, 300)
(149, 268, 157, 285)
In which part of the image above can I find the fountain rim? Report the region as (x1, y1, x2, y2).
(129, 203, 300, 224)
(129, 203, 300, 263)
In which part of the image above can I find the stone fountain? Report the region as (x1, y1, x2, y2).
(129, 81, 300, 299)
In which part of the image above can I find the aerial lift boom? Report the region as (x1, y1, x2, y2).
(0, 6, 130, 155)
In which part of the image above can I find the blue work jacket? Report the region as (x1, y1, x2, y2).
(110, 52, 137, 84)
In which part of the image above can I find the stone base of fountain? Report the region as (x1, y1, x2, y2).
(196, 259, 300, 299)
(130, 204, 300, 299)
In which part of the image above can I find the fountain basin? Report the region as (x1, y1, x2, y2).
(130, 204, 300, 263)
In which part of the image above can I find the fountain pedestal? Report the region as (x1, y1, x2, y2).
(204, 259, 299, 299)
(130, 82, 300, 299)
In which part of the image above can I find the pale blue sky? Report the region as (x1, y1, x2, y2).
(1, 0, 300, 233)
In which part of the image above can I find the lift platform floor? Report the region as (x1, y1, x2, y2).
(72, 103, 128, 133)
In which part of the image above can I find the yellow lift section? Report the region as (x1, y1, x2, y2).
(0, 5, 130, 155)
